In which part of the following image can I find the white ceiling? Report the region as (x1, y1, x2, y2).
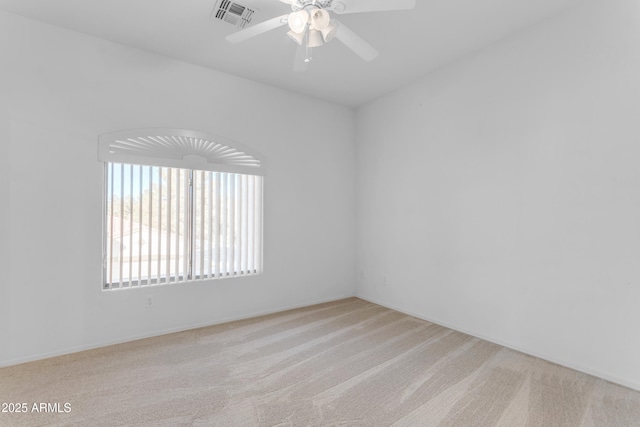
(0, 0, 584, 107)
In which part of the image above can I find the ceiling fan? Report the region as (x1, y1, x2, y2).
(225, 0, 416, 66)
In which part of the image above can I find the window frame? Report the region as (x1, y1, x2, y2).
(99, 129, 265, 290)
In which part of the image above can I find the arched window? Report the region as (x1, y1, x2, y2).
(98, 128, 265, 290)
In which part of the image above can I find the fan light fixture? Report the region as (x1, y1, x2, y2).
(310, 8, 330, 30)
(287, 30, 305, 45)
(285, 3, 338, 52)
(307, 29, 324, 47)
(320, 21, 337, 42)
(287, 10, 308, 34)
(287, 6, 338, 55)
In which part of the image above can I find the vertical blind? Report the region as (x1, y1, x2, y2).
(104, 163, 263, 289)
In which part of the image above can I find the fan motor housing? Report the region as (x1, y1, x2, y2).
(291, 0, 334, 12)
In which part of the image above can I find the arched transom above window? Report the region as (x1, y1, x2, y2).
(99, 128, 266, 175)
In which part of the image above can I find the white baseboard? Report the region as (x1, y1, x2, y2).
(0, 294, 356, 368)
(356, 294, 640, 393)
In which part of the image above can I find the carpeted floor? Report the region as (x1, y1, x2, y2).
(2, 297, 640, 426)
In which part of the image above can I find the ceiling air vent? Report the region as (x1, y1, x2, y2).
(212, 0, 255, 29)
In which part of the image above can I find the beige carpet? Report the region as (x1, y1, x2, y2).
(2, 298, 640, 426)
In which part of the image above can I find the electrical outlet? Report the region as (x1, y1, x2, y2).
(146, 295, 154, 308)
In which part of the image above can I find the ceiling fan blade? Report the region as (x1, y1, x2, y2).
(331, 0, 416, 14)
(279, 0, 295, 4)
(226, 15, 288, 44)
(333, 20, 379, 61)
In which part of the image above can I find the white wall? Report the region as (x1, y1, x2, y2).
(0, 10, 356, 365)
(0, 72, 9, 363)
(356, 0, 640, 390)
